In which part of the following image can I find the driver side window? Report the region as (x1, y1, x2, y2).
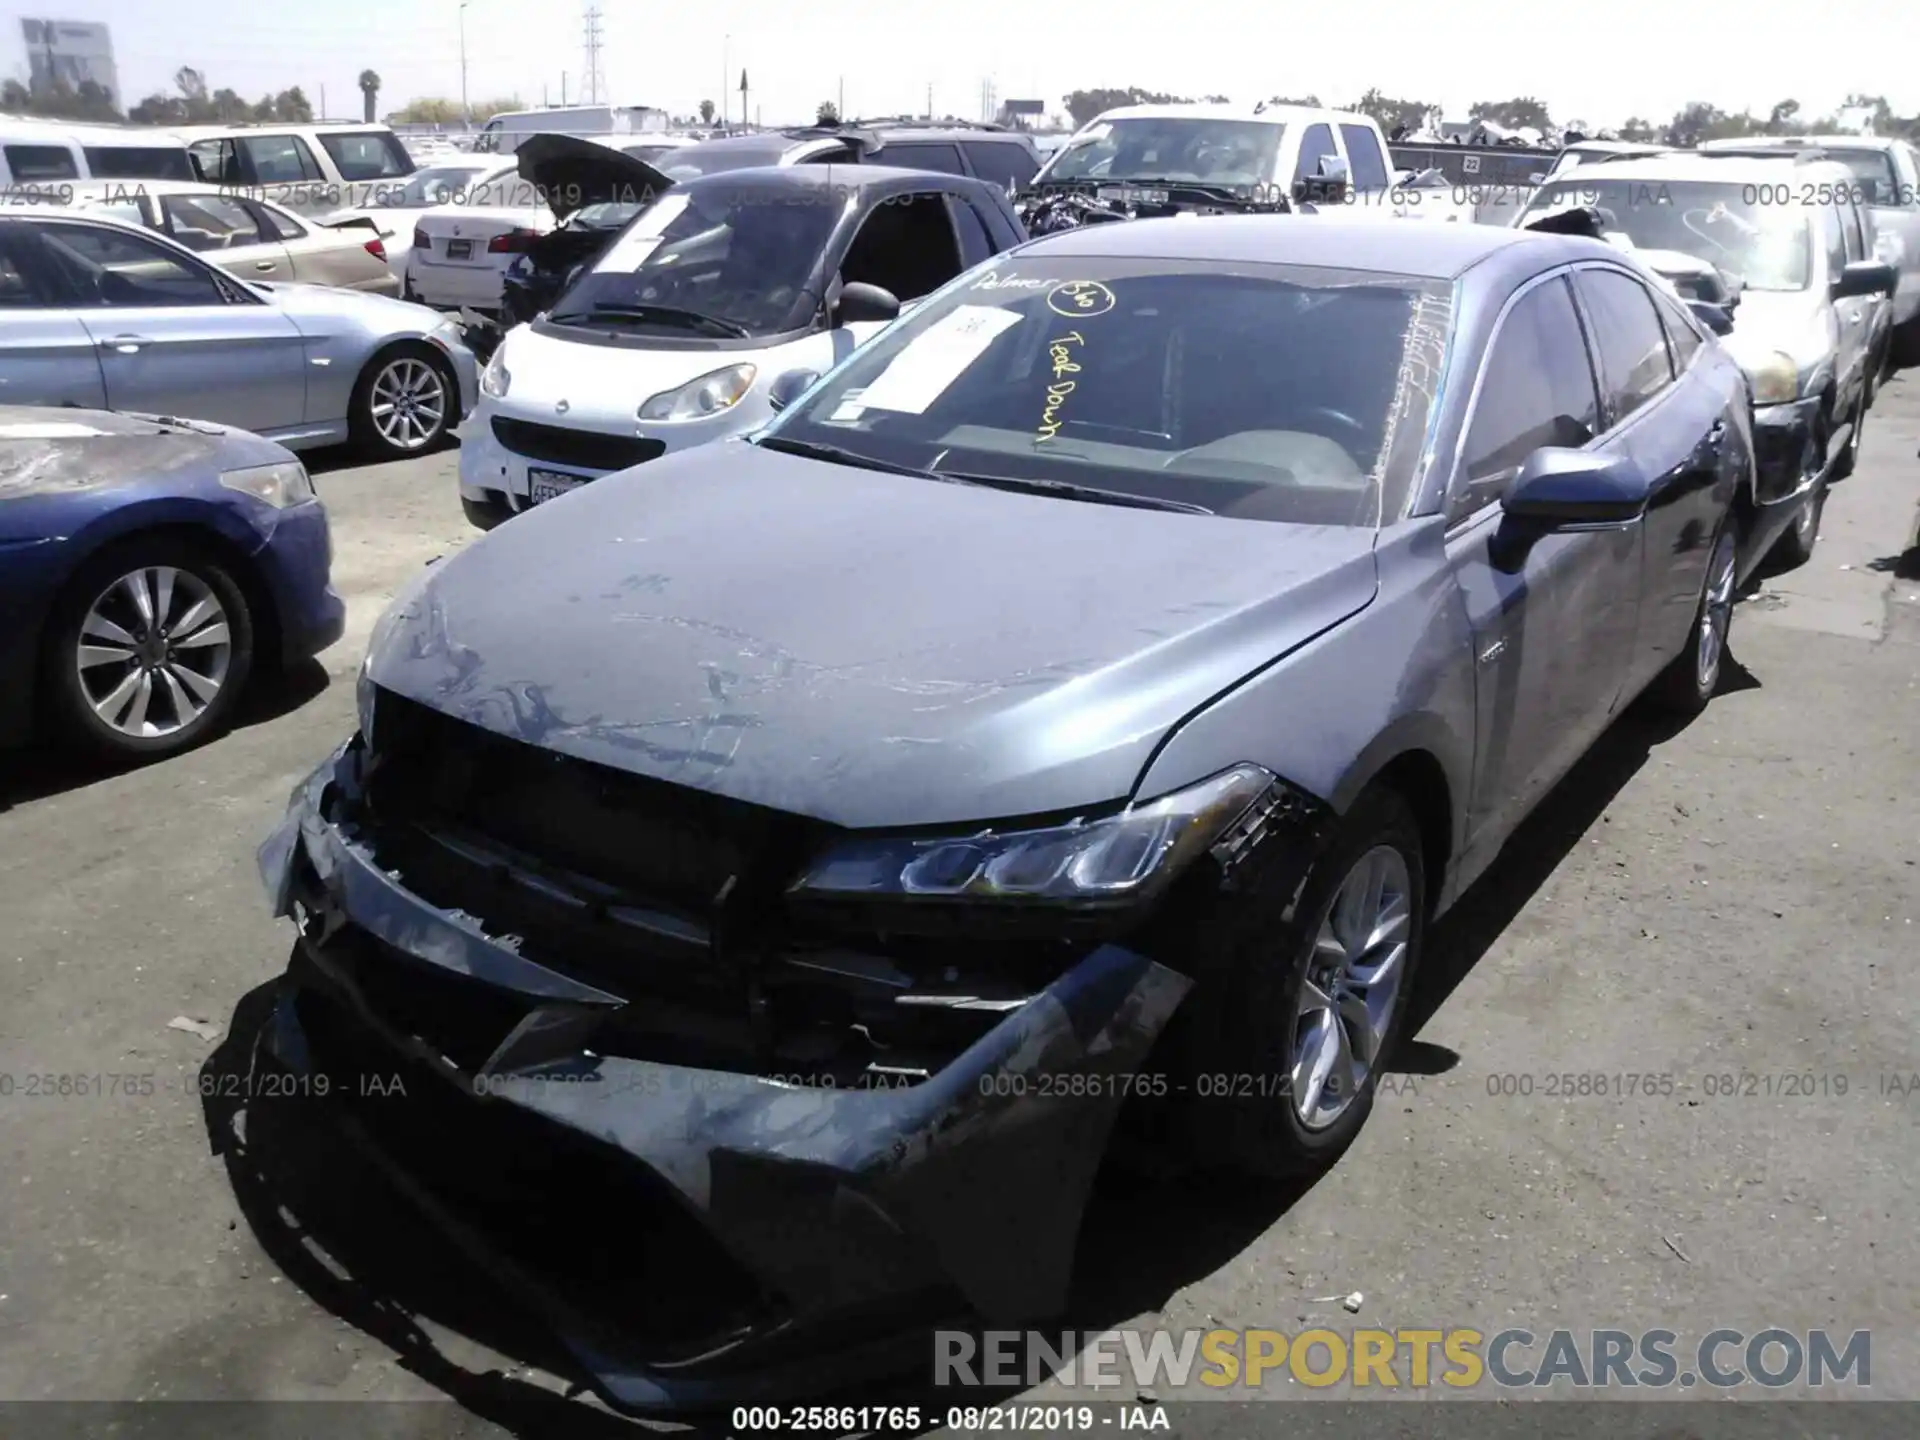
(1453, 275, 1601, 524)
(838, 193, 963, 303)
(34, 222, 225, 307)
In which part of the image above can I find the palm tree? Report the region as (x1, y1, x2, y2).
(359, 69, 381, 124)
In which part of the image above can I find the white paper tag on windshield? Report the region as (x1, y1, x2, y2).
(855, 305, 1022, 415)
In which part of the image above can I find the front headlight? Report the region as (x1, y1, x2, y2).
(220, 461, 313, 509)
(638, 363, 757, 422)
(479, 346, 511, 399)
(791, 764, 1279, 907)
(1745, 350, 1800, 406)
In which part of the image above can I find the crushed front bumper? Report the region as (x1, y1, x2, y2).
(254, 738, 1192, 1412)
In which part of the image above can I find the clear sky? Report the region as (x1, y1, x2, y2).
(5, 0, 1917, 130)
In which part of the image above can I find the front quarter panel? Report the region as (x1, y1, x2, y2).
(1133, 518, 1476, 904)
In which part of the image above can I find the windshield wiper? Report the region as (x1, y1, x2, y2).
(548, 302, 750, 338)
(752, 434, 961, 478)
(937, 471, 1214, 514)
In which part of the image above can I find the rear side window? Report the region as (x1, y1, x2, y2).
(1455, 275, 1601, 520)
(83, 147, 193, 181)
(1575, 267, 1675, 425)
(1654, 291, 1705, 372)
(5, 144, 79, 181)
(1338, 124, 1389, 189)
(1293, 124, 1337, 182)
(961, 140, 1037, 189)
(318, 130, 416, 181)
(876, 141, 966, 175)
(249, 201, 306, 240)
(945, 195, 996, 267)
(1833, 149, 1900, 205)
(242, 134, 325, 183)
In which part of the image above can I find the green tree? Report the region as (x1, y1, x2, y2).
(1765, 98, 1801, 134)
(1350, 88, 1436, 135)
(359, 70, 381, 124)
(698, 98, 716, 125)
(1061, 87, 1196, 128)
(1661, 101, 1761, 147)
(1267, 95, 1322, 108)
(816, 101, 839, 124)
(0, 75, 123, 121)
(1618, 116, 1658, 142)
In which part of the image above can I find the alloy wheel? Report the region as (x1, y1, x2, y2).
(1291, 844, 1412, 1130)
(369, 356, 448, 451)
(1696, 532, 1737, 695)
(74, 566, 231, 739)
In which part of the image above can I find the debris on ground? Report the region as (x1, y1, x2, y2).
(167, 1016, 221, 1042)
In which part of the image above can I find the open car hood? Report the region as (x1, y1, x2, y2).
(515, 133, 675, 221)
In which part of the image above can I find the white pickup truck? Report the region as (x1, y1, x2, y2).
(1023, 102, 1475, 224)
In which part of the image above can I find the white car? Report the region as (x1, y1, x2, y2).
(6, 181, 400, 295)
(456, 163, 1028, 526)
(405, 138, 672, 313)
(335, 154, 517, 277)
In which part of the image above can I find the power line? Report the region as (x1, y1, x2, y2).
(581, 5, 605, 105)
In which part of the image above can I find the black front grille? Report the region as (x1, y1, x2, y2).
(491, 416, 666, 471)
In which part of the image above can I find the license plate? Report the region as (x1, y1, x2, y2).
(528, 468, 590, 504)
(445, 239, 473, 260)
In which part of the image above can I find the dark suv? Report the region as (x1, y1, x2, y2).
(652, 121, 1041, 191)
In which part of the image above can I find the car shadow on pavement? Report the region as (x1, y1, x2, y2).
(199, 656, 1755, 1436)
(0, 659, 330, 815)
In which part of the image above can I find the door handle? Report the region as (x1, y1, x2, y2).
(253, 261, 277, 272)
(99, 335, 151, 354)
(1705, 419, 1726, 446)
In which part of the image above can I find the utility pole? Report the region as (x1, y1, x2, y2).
(320, 83, 327, 119)
(458, 1, 470, 123)
(561, 71, 567, 105)
(838, 76, 844, 121)
(721, 34, 729, 128)
(925, 81, 933, 120)
(581, 5, 605, 105)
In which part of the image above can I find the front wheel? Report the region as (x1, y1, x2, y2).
(1649, 523, 1737, 717)
(351, 344, 456, 461)
(1830, 391, 1864, 482)
(42, 537, 256, 760)
(1179, 787, 1428, 1179)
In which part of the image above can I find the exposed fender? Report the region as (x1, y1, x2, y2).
(1327, 708, 1471, 851)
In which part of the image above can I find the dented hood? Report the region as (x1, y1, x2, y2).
(364, 441, 1380, 830)
(515, 133, 674, 220)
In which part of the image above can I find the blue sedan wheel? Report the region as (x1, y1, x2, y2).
(45, 538, 255, 759)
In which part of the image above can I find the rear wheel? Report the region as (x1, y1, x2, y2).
(1650, 523, 1736, 717)
(42, 536, 255, 760)
(350, 343, 456, 461)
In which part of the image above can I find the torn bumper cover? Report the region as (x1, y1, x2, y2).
(254, 738, 1193, 1412)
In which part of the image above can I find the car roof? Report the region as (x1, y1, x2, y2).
(1087, 102, 1283, 125)
(1016, 214, 1602, 279)
(679, 163, 966, 194)
(1701, 134, 1901, 154)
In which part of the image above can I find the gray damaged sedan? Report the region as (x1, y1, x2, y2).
(256, 217, 1757, 1408)
(0, 210, 478, 460)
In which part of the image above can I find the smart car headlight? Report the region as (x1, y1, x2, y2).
(1745, 350, 1801, 406)
(219, 461, 313, 509)
(790, 764, 1279, 907)
(479, 346, 511, 399)
(638, 363, 756, 422)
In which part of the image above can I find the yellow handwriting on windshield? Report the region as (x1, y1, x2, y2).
(1037, 331, 1086, 442)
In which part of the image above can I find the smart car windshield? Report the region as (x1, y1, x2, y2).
(1524, 178, 1811, 291)
(760, 257, 1451, 526)
(546, 178, 844, 338)
(1042, 118, 1288, 189)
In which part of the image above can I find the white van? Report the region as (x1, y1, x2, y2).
(473, 104, 670, 155)
(0, 119, 196, 187)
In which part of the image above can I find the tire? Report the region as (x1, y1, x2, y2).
(1770, 474, 1825, 570)
(41, 535, 256, 761)
(350, 342, 457, 461)
(1649, 522, 1736, 717)
(1177, 786, 1428, 1180)
(461, 494, 513, 531)
(1830, 391, 1863, 482)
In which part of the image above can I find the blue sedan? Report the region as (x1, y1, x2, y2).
(0, 407, 344, 759)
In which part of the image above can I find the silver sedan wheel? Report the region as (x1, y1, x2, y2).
(1291, 844, 1412, 1131)
(75, 566, 231, 739)
(1696, 531, 1737, 694)
(369, 356, 447, 450)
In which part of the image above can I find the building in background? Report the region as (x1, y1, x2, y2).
(19, 18, 120, 108)
(995, 99, 1045, 130)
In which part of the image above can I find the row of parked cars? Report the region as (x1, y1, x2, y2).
(3, 96, 1915, 1411)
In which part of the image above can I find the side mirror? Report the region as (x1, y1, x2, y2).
(1833, 259, 1898, 300)
(833, 281, 901, 325)
(1501, 448, 1647, 527)
(1688, 299, 1736, 336)
(767, 369, 819, 413)
(1294, 156, 1350, 204)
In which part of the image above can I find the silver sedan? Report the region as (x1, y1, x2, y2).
(0, 210, 478, 460)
